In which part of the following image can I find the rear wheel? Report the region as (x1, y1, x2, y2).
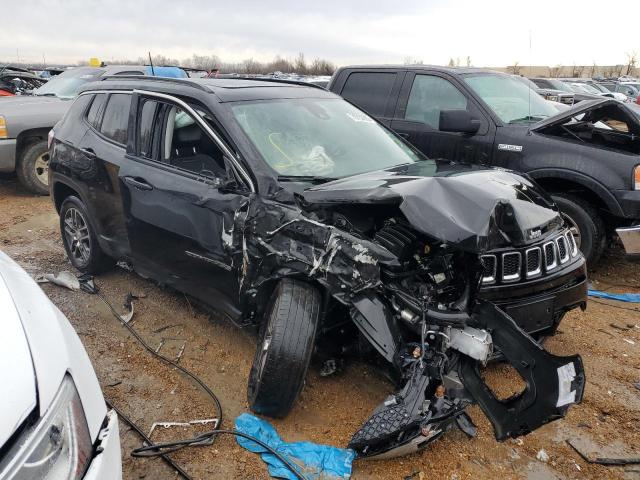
(16, 140, 50, 195)
(60, 196, 113, 273)
(552, 193, 605, 265)
(247, 279, 321, 417)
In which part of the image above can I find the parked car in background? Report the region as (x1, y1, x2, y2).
(0, 250, 122, 479)
(0, 65, 185, 194)
(48, 75, 586, 458)
(512, 75, 574, 104)
(0, 66, 46, 96)
(329, 66, 640, 263)
(531, 77, 598, 103)
(582, 82, 628, 101)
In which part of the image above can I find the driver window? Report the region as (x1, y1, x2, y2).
(405, 75, 468, 129)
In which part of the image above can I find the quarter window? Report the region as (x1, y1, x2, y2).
(137, 99, 158, 158)
(86, 93, 107, 129)
(99, 94, 131, 145)
(405, 75, 468, 129)
(341, 72, 396, 116)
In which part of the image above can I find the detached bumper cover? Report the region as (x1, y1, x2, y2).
(84, 409, 122, 480)
(616, 225, 640, 255)
(0, 139, 17, 172)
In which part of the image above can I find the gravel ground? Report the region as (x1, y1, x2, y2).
(1, 173, 639, 480)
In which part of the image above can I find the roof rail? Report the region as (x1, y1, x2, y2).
(99, 75, 209, 91)
(215, 76, 327, 90)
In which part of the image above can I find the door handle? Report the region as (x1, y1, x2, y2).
(123, 176, 153, 191)
(398, 133, 410, 139)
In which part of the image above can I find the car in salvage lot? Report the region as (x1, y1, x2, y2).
(328, 66, 640, 264)
(0, 251, 122, 479)
(47, 75, 586, 459)
(0, 65, 185, 195)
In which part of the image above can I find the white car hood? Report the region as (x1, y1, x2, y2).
(0, 252, 106, 446)
(0, 274, 37, 448)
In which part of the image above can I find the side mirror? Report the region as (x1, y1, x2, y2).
(439, 109, 481, 134)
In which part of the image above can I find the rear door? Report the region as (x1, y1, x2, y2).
(119, 92, 249, 315)
(390, 71, 495, 164)
(74, 91, 132, 259)
(332, 69, 405, 127)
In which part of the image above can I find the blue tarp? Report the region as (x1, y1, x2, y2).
(234, 413, 355, 480)
(588, 289, 640, 303)
(145, 66, 187, 78)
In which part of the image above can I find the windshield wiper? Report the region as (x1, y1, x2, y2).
(277, 175, 337, 184)
(35, 92, 57, 97)
(509, 115, 548, 124)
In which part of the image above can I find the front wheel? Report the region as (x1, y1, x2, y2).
(247, 279, 321, 417)
(552, 193, 605, 265)
(16, 140, 50, 195)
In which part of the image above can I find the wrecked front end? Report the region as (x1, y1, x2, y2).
(238, 164, 586, 459)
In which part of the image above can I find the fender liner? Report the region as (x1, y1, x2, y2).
(528, 168, 624, 217)
(459, 300, 585, 441)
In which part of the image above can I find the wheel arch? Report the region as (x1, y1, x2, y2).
(529, 169, 624, 217)
(16, 128, 51, 163)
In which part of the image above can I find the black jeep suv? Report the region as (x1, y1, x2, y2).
(49, 76, 586, 459)
(328, 66, 640, 264)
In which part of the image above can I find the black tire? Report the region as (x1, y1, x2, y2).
(552, 193, 605, 265)
(59, 196, 113, 274)
(247, 278, 321, 417)
(16, 140, 50, 195)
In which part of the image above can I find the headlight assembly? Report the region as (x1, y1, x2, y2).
(1, 375, 93, 480)
(0, 116, 7, 139)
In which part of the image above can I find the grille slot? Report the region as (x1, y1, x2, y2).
(502, 252, 521, 282)
(481, 255, 497, 284)
(543, 241, 557, 271)
(566, 231, 578, 257)
(525, 247, 542, 278)
(556, 236, 569, 263)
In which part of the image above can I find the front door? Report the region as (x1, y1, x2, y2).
(119, 93, 249, 316)
(390, 72, 495, 164)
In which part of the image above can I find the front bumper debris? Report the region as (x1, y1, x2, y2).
(616, 225, 640, 255)
(348, 300, 585, 459)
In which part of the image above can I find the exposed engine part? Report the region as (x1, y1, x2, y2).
(448, 326, 493, 364)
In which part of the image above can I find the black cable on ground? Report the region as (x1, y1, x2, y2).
(106, 399, 192, 480)
(94, 282, 306, 480)
(589, 297, 640, 313)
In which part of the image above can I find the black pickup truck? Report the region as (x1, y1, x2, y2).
(328, 66, 640, 264)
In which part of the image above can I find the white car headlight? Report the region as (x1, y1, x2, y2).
(3, 375, 93, 480)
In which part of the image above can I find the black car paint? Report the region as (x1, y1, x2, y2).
(49, 77, 586, 457)
(328, 66, 640, 226)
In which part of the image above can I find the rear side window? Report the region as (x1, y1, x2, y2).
(341, 72, 396, 116)
(86, 93, 107, 129)
(99, 94, 131, 145)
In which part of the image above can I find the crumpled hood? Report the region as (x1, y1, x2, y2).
(531, 97, 640, 131)
(301, 161, 562, 252)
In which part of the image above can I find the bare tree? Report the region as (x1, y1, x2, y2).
(590, 61, 599, 77)
(294, 53, 307, 75)
(614, 64, 625, 77)
(508, 61, 521, 75)
(625, 51, 638, 75)
(570, 64, 585, 77)
(447, 58, 455, 67)
(549, 65, 564, 78)
(466, 56, 472, 67)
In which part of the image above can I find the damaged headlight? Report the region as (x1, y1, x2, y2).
(3, 375, 93, 480)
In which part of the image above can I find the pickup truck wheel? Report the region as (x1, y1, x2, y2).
(59, 196, 113, 274)
(16, 140, 50, 195)
(552, 193, 605, 265)
(247, 278, 321, 418)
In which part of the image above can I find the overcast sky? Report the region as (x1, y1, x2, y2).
(2, 0, 638, 67)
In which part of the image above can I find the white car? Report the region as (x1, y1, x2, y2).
(0, 251, 122, 479)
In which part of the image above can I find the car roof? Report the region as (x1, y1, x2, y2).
(80, 76, 337, 102)
(338, 64, 507, 76)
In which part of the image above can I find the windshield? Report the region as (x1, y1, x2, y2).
(464, 74, 557, 123)
(231, 98, 424, 179)
(33, 68, 104, 99)
(590, 83, 609, 93)
(547, 79, 573, 93)
(579, 84, 601, 94)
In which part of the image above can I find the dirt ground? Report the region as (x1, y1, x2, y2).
(2, 173, 639, 480)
